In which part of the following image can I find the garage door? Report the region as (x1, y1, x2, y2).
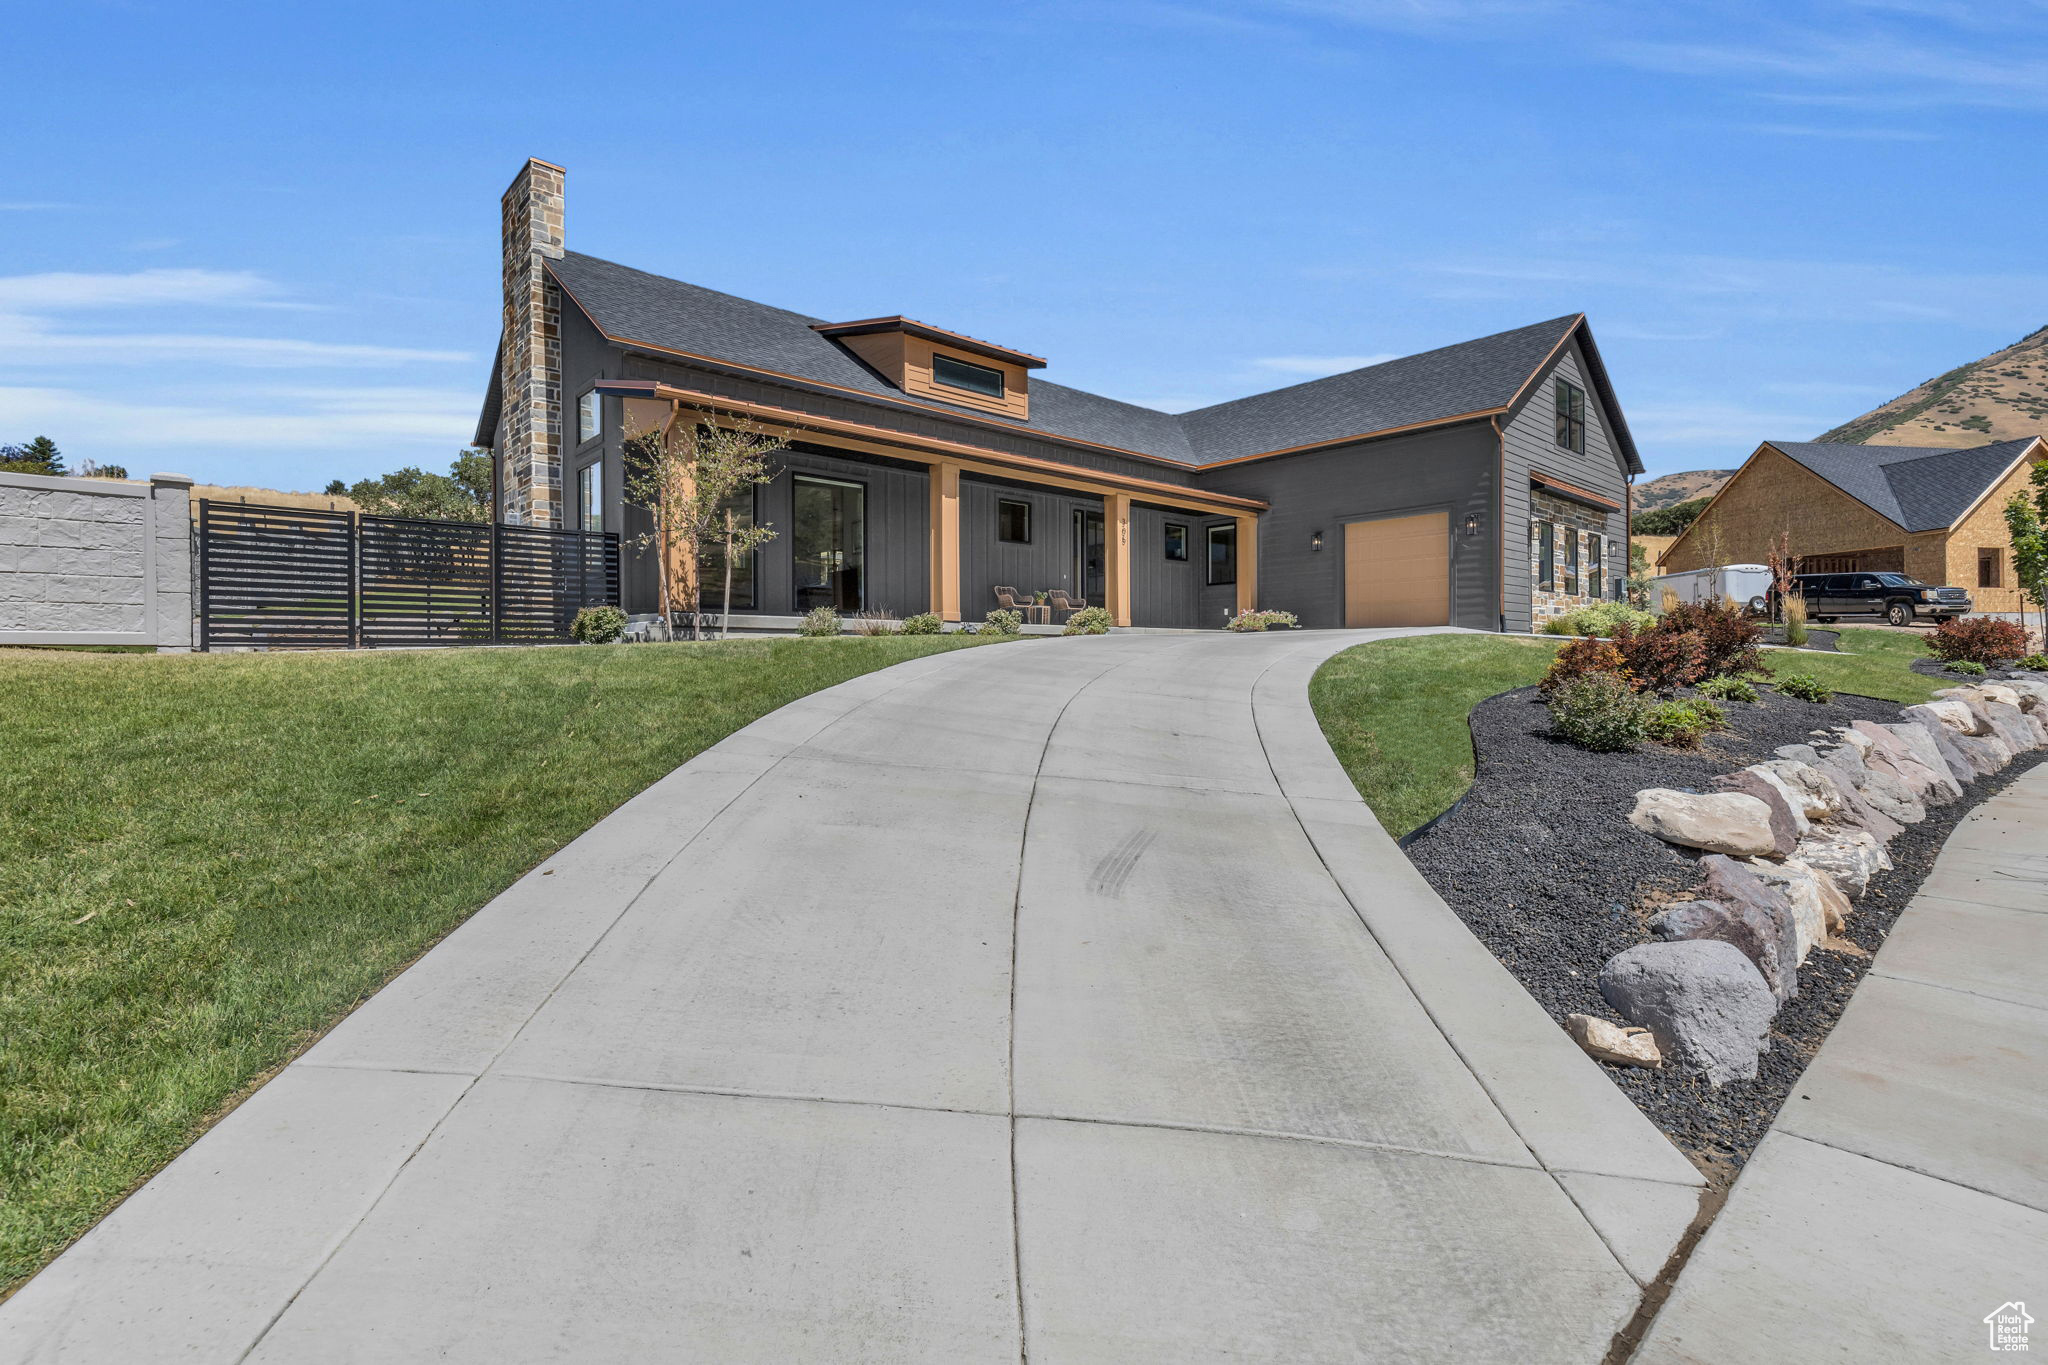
(1344, 512, 1450, 628)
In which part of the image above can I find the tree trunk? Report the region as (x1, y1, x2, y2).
(721, 508, 735, 641)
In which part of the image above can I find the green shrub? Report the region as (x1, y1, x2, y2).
(901, 612, 944, 635)
(1696, 674, 1759, 704)
(570, 605, 626, 644)
(1645, 698, 1726, 748)
(2018, 654, 2048, 672)
(1548, 602, 1656, 638)
(1659, 598, 1766, 678)
(980, 608, 1024, 636)
(1927, 615, 2029, 665)
(798, 606, 841, 637)
(1776, 673, 1833, 704)
(1539, 636, 1628, 696)
(1225, 609, 1301, 632)
(1947, 659, 1988, 676)
(1062, 606, 1113, 635)
(1546, 672, 1649, 752)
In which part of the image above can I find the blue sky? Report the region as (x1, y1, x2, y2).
(5, 0, 2044, 488)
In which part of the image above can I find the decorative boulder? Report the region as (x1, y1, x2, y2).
(1711, 771, 1803, 856)
(1896, 707, 1986, 783)
(1792, 829, 1892, 900)
(1652, 861, 1801, 1006)
(1774, 743, 1823, 765)
(1627, 789, 1778, 857)
(1980, 699, 2047, 752)
(1599, 940, 1776, 1086)
(1821, 746, 1925, 826)
(1918, 698, 1985, 736)
(1902, 704, 2008, 778)
(1566, 1014, 1663, 1069)
(1758, 759, 1845, 821)
(1853, 720, 1961, 804)
(2001, 678, 2048, 714)
(1737, 857, 1835, 960)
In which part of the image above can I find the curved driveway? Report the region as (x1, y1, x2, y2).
(0, 628, 1702, 1364)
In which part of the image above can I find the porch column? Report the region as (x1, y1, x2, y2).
(930, 461, 961, 621)
(1107, 491, 1133, 627)
(1235, 513, 1258, 617)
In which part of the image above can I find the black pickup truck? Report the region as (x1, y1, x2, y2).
(1780, 571, 1972, 627)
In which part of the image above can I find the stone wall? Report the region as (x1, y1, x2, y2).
(1529, 490, 1621, 626)
(0, 471, 193, 649)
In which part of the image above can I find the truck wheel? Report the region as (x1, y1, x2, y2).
(1886, 601, 1914, 627)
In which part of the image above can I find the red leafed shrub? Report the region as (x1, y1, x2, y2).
(1615, 623, 1709, 694)
(1927, 616, 2030, 665)
(1659, 599, 1768, 679)
(1540, 636, 1627, 696)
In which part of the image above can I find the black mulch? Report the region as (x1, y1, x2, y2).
(1402, 685, 2048, 1174)
(1910, 657, 2048, 683)
(1762, 628, 1840, 652)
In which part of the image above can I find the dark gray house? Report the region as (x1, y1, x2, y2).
(479, 159, 1644, 632)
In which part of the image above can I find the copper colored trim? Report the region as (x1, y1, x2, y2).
(610, 381, 1270, 514)
(1530, 471, 1622, 512)
(812, 316, 1047, 368)
(1502, 315, 1587, 414)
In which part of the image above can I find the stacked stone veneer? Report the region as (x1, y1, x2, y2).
(499, 159, 566, 527)
(1529, 489, 1619, 625)
(0, 471, 193, 649)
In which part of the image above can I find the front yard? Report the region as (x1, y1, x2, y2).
(0, 636, 995, 1293)
(1311, 627, 1943, 838)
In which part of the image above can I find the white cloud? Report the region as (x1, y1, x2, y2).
(0, 268, 282, 310)
(1736, 122, 1940, 141)
(1250, 353, 1400, 376)
(0, 384, 478, 451)
(0, 315, 470, 368)
(1624, 398, 1840, 449)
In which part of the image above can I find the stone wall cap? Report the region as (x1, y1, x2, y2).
(149, 472, 196, 487)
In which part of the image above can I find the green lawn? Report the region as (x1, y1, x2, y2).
(0, 635, 998, 1293)
(1309, 626, 1941, 839)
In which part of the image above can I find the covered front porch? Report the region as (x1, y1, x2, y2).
(603, 383, 1265, 629)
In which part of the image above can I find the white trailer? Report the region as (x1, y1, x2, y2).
(1647, 564, 1773, 614)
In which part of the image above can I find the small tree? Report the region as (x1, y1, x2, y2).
(2007, 489, 2048, 650)
(0, 435, 65, 477)
(1765, 529, 1800, 626)
(346, 451, 493, 521)
(1625, 541, 1654, 608)
(625, 408, 783, 640)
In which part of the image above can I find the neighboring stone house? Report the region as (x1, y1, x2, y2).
(475, 158, 1644, 632)
(1662, 437, 2047, 613)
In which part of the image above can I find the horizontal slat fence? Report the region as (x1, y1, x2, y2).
(198, 500, 617, 650)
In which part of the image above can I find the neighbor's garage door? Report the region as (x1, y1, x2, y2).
(1344, 512, 1449, 627)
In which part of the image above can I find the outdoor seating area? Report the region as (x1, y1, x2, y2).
(994, 585, 1089, 625)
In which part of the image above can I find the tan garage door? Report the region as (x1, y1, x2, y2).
(1344, 512, 1450, 627)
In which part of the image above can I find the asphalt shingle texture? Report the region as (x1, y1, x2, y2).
(1768, 438, 2036, 533)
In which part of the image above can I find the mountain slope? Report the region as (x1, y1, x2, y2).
(1634, 468, 1733, 512)
(1820, 323, 2048, 447)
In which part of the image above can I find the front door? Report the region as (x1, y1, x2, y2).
(1073, 509, 1105, 606)
(792, 475, 865, 612)
(1344, 511, 1451, 627)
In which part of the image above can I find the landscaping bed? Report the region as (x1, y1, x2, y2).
(1404, 683, 2047, 1171)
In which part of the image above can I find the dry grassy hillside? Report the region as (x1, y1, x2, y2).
(1633, 468, 1732, 511)
(1821, 323, 2048, 448)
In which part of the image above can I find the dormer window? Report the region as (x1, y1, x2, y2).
(932, 353, 1004, 399)
(812, 315, 1043, 420)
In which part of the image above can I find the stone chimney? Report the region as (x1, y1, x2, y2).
(498, 158, 566, 526)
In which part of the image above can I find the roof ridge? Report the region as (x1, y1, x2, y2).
(559, 249, 833, 327)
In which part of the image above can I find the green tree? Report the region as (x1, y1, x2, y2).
(322, 479, 347, 496)
(1631, 497, 1709, 536)
(2009, 460, 2048, 647)
(625, 410, 783, 639)
(0, 436, 65, 477)
(345, 450, 493, 522)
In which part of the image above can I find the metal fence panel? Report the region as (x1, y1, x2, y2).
(197, 499, 617, 650)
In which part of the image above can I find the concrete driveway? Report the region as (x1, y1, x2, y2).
(0, 628, 1701, 1363)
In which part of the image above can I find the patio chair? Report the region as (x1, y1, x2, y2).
(993, 585, 1029, 611)
(1048, 589, 1088, 613)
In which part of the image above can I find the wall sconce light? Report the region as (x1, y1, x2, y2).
(1462, 513, 1483, 539)
(1310, 530, 1324, 552)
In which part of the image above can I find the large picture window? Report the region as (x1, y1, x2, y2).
(1207, 524, 1237, 586)
(792, 475, 865, 612)
(701, 487, 758, 611)
(577, 463, 603, 533)
(1554, 378, 1586, 454)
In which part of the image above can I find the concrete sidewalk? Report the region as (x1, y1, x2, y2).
(0, 628, 1700, 1363)
(1637, 762, 2048, 1364)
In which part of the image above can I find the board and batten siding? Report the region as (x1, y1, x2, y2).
(1193, 422, 1500, 631)
(958, 476, 1102, 619)
(1499, 340, 1631, 633)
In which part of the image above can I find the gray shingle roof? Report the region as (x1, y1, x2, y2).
(542, 251, 1634, 471)
(1768, 438, 2039, 532)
